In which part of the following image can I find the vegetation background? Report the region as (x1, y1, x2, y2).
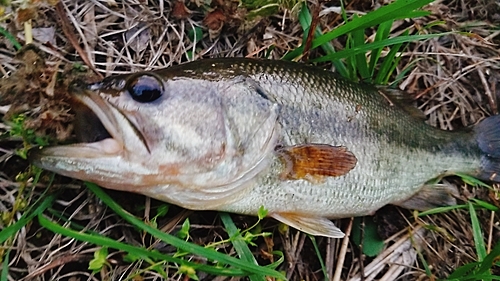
(0, 0, 499, 280)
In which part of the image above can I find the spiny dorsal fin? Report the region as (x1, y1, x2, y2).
(276, 144, 357, 182)
(376, 86, 426, 120)
(271, 213, 345, 238)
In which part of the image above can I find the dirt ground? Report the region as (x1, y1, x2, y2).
(0, 0, 499, 280)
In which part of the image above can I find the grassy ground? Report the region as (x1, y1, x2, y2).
(0, 0, 499, 280)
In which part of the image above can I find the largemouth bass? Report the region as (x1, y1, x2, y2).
(30, 58, 500, 237)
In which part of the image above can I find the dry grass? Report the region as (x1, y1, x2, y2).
(0, 0, 499, 280)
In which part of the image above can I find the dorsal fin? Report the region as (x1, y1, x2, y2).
(276, 144, 357, 182)
(376, 86, 426, 120)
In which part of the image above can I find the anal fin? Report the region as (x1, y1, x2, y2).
(395, 183, 459, 211)
(270, 213, 345, 238)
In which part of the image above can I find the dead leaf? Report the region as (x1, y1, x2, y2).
(172, 1, 191, 19)
(32, 27, 56, 45)
(204, 9, 226, 31)
(125, 23, 151, 53)
(16, 8, 37, 24)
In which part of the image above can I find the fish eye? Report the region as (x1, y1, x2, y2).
(126, 74, 163, 103)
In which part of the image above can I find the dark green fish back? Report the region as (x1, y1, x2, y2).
(156, 58, 480, 158)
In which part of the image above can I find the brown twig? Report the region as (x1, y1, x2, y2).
(55, 2, 103, 79)
(333, 217, 353, 281)
(302, 1, 322, 61)
(23, 254, 90, 280)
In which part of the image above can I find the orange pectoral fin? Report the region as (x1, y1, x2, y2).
(276, 144, 357, 181)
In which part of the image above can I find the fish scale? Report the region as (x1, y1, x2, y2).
(31, 58, 499, 237)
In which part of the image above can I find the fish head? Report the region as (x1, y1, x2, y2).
(30, 71, 280, 208)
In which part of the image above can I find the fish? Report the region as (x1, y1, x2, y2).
(29, 58, 500, 238)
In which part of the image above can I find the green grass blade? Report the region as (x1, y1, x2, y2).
(311, 33, 450, 63)
(1, 249, 10, 281)
(369, 19, 394, 77)
(284, 0, 435, 60)
(448, 271, 499, 281)
(219, 213, 264, 281)
(455, 173, 491, 188)
(374, 44, 402, 84)
(0, 193, 56, 243)
(38, 214, 244, 276)
(374, 31, 407, 85)
(46, 208, 89, 231)
(401, 10, 432, 19)
(447, 261, 481, 280)
(415, 247, 433, 278)
(345, 34, 357, 80)
(418, 205, 468, 216)
(85, 183, 285, 279)
(477, 242, 500, 274)
(351, 15, 370, 81)
(297, 4, 310, 45)
(468, 202, 487, 261)
(310, 0, 433, 48)
(309, 235, 328, 280)
(390, 59, 421, 87)
(418, 199, 499, 217)
(469, 199, 499, 212)
(0, 26, 22, 50)
(264, 250, 285, 270)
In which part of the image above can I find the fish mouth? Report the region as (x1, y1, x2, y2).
(31, 86, 147, 160)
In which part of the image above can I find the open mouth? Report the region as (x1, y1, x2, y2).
(67, 88, 127, 155)
(72, 96, 112, 143)
(28, 87, 127, 160)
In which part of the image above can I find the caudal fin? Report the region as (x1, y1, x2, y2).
(475, 115, 500, 182)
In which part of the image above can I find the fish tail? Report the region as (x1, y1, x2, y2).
(475, 114, 500, 182)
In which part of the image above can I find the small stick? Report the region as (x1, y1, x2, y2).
(359, 216, 366, 281)
(477, 67, 497, 115)
(325, 236, 336, 281)
(24, 20, 33, 44)
(286, 231, 305, 279)
(302, 1, 322, 61)
(24, 254, 88, 279)
(333, 217, 353, 281)
(487, 210, 495, 253)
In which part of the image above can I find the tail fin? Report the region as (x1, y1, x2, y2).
(475, 115, 500, 182)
